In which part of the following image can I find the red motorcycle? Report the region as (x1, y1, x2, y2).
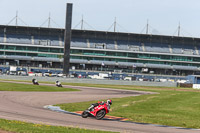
(81, 100, 112, 120)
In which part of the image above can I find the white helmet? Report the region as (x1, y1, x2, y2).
(107, 99, 112, 105)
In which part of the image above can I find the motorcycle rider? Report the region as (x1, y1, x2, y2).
(32, 78, 38, 85)
(106, 99, 112, 110)
(55, 80, 62, 87)
(88, 99, 112, 111)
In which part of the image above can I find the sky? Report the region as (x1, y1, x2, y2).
(0, 0, 200, 38)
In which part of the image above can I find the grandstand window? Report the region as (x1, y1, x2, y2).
(149, 54, 160, 59)
(5, 46, 15, 50)
(27, 47, 37, 51)
(0, 51, 4, 55)
(116, 52, 127, 57)
(0, 45, 4, 49)
(58, 55, 63, 58)
(16, 52, 26, 56)
(104, 58, 110, 61)
(128, 53, 137, 58)
(38, 53, 57, 58)
(83, 53, 93, 55)
(115, 59, 127, 62)
(37, 53, 45, 57)
(128, 60, 137, 63)
(94, 51, 105, 56)
(83, 50, 92, 53)
(138, 54, 149, 59)
(93, 57, 103, 61)
(5, 52, 15, 55)
(160, 55, 170, 60)
(148, 61, 159, 64)
(171, 56, 191, 61)
(71, 49, 82, 54)
(137, 60, 146, 63)
(80, 57, 92, 60)
(16, 46, 26, 51)
(71, 56, 82, 59)
(50, 48, 60, 53)
(27, 53, 37, 57)
(81, 57, 93, 60)
(87, 57, 92, 60)
(193, 57, 200, 62)
(38, 47, 49, 52)
(106, 52, 116, 56)
(187, 57, 192, 61)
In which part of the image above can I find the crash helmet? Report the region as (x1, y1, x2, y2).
(107, 99, 112, 105)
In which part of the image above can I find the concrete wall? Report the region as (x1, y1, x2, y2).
(0, 75, 177, 87)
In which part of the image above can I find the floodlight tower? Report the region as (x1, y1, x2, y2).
(63, 3, 73, 76)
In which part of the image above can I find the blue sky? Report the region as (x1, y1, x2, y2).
(0, 0, 200, 37)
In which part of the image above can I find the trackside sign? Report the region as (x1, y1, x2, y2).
(193, 84, 200, 89)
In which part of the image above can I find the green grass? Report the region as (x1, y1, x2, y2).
(1, 79, 200, 128)
(0, 119, 116, 133)
(60, 82, 195, 91)
(0, 79, 193, 91)
(0, 82, 78, 92)
(0, 79, 193, 90)
(56, 84, 200, 129)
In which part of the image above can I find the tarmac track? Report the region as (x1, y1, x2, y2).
(0, 81, 198, 133)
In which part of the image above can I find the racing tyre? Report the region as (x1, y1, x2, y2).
(82, 111, 89, 118)
(96, 110, 106, 120)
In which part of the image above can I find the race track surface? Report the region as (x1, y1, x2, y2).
(0, 81, 198, 133)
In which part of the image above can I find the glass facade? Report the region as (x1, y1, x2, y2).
(0, 44, 200, 67)
(0, 45, 63, 53)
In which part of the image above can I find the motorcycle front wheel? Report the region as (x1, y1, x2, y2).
(81, 111, 89, 118)
(96, 110, 106, 120)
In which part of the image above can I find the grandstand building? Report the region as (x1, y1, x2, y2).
(0, 25, 200, 76)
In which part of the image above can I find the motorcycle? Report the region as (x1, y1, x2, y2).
(55, 81, 62, 87)
(32, 79, 39, 85)
(82, 100, 112, 120)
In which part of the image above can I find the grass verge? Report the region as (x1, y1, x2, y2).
(0, 82, 78, 92)
(56, 84, 200, 129)
(1, 79, 200, 128)
(0, 79, 194, 91)
(0, 119, 116, 133)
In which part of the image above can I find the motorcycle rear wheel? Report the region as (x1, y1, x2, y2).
(96, 110, 106, 120)
(82, 111, 89, 118)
